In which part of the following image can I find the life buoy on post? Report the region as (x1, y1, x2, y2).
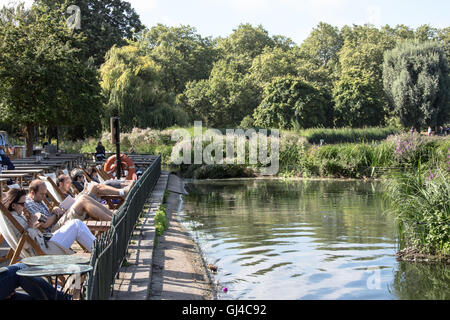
(104, 154, 137, 180)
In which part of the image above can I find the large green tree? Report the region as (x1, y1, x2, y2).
(137, 24, 219, 94)
(217, 24, 276, 73)
(37, 0, 144, 67)
(383, 41, 450, 130)
(333, 24, 396, 127)
(0, 2, 103, 155)
(295, 22, 343, 96)
(253, 77, 332, 129)
(100, 43, 185, 130)
(180, 59, 260, 127)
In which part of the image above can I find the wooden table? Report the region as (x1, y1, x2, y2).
(13, 165, 56, 173)
(2, 169, 44, 179)
(0, 173, 31, 187)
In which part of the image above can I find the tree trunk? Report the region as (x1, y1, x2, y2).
(25, 124, 35, 157)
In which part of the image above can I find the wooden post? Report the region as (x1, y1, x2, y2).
(111, 117, 121, 179)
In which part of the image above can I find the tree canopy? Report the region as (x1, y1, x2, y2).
(383, 41, 450, 130)
(37, 0, 144, 67)
(0, 2, 103, 154)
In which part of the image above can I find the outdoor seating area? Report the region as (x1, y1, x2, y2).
(0, 153, 161, 300)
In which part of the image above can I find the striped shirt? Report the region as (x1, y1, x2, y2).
(25, 196, 52, 233)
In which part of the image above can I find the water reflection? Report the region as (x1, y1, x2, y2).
(179, 179, 448, 300)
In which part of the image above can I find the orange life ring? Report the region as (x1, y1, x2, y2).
(104, 154, 137, 180)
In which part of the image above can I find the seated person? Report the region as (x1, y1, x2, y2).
(25, 180, 112, 233)
(3, 188, 96, 253)
(87, 166, 100, 183)
(57, 174, 75, 198)
(70, 170, 132, 199)
(95, 141, 106, 161)
(1, 263, 70, 300)
(0, 134, 14, 171)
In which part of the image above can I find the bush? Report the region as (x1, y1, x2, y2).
(155, 205, 169, 236)
(384, 165, 450, 256)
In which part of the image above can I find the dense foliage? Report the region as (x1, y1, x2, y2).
(0, 2, 103, 155)
(383, 41, 450, 130)
(0, 0, 449, 146)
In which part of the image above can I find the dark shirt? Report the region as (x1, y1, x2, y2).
(73, 181, 84, 193)
(96, 145, 105, 155)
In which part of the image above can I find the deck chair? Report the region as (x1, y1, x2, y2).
(78, 166, 92, 183)
(97, 166, 113, 182)
(44, 172, 57, 183)
(0, 202, 73, 265)
(38, 175, 66, 209)
(36, 175, 111, 236)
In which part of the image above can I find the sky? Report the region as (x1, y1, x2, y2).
(1, 0, 449, 45)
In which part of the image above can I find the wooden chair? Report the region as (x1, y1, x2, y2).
(38, 175, 66, 209)
(37, 175, 111, 237)
(96, 166, 113, 182)
(0, 202, 72, 265)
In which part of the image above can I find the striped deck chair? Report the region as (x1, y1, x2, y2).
(0, 202, 73, 265)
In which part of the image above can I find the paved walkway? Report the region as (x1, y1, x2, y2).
(112, 172, 213, 300)
(111, 171, 169, 300)
(149, 187, 213, 300)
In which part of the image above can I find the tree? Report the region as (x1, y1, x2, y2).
(217, 23, 275, 72)
(100, 43, 185, 130)
(332, 24, 396, 127)
(249, 46, 298, 89)
(0, 2, 103, 155)
(137, 24, 219, 94)
(37, 0, 144, 67)
(383, 41, 450, 130)
(180, 59, 260, 127)
(253, 77, 332, 129)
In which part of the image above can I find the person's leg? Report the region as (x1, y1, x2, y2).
(89, 183, 127, 198)
(18, 274, 68, 300)
(50, 219, 96, 252)
(2, 155, 15, 170)
(72, 194, 112, 221)
(0, 264, 22, 300)
(0, 263, 64, 300)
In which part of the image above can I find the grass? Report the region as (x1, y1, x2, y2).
(58, 126, 449, 179)
(384, 164, 450, 256)
(292, 126, 401, 144)
(155, 204, 169, 236)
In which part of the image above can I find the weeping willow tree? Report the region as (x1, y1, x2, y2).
(100, 43, 186, 131)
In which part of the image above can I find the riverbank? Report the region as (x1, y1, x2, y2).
(149, 175, 215, 300)
(396, 247, 450, 264)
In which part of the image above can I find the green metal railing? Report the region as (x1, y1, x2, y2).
(85, 155, 161, 300)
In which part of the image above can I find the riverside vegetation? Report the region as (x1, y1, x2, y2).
(60, 127, 450, 260)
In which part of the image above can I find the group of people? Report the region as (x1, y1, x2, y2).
(427, 125, 450, 136)
(1, 165, 135, 300)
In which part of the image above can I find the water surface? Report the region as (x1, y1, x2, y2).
(178, 179, 450, 300)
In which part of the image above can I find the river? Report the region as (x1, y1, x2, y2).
(178, 178, 449, 300)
